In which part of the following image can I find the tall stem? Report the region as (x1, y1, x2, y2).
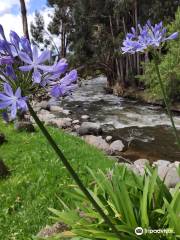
(154, 58, 180, 147)
(27, 102, 121, 239)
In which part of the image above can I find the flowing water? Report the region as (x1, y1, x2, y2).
(60, 76, 180, 162)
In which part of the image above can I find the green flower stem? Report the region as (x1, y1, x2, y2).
(27, 102, 121, 239)
(154, 58, 180, 147)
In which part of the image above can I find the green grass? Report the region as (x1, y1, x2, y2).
(0, 119, 113, 240)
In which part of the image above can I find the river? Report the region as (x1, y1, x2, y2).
(60, 76, 180, 162)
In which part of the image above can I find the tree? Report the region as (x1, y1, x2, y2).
(30, 11, 45, 46)
(47, 0, 75, 58)
(19, 0, 30, 40)
(31, 0, 180, 94)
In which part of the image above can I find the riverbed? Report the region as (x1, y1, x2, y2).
(60, 76, 180, 162)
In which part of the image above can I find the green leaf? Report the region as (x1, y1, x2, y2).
(140, 177, 149, 227)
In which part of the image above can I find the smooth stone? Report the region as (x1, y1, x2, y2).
(49, 118, 72, 129)
(109, 140, 124, 155)
(77, 122, 102, 136)
(0, 159, 10, 178)
(164, 163, 180, 188)
(37, 110, 56, 124)
(73, 124, 80, 130)
(50, 106, 64, 112)
(14, 121, 35, 132)
(72, 120, 80, 124)
(62, 109, 71, 115)
(37, 101, 49, 110)
(134, 159, 150, 175)
(153, 160, 170, 180)
(118, 162, 140, 175)
(106, 136, 112, 142)
(83, 135, 110, 152)
(81, 115, 90, 120)
(33, 101, 49, 112)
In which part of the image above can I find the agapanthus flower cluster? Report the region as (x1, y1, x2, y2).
(0, 25, 77, 119)
(121, 20, 178, 54)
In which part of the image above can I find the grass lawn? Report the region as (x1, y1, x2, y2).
(0, 119, 114, 240)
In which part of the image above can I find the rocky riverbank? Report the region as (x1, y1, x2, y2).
(16, 98, 179, 188)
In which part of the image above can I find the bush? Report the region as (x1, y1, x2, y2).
(140, 8, 180, 102)
(47, 165, 180, 240)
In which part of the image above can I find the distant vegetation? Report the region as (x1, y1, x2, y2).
(31, 0, 180, 101)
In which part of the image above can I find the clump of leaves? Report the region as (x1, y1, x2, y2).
(46, 165, 180, 240)
(140, 7, 180, 102)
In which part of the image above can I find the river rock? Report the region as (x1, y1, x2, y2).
(50, 106, 64, 112)
(77, 122, 102, 136)
(37, 101, 49, 110)
(153, 160, 170, 180)
(14, 121, 35, 132)
(72, 119, 80, 124)
(73, 124, 80, 130)
(62, 109, 71, 115)
(118, 162, 140, 175)
(37, 110, 56, 124)
(83, 135, 110, 152)
(106, 136, 112, 142)
(109, 140, 124, 155)
(49, 118, 72, 129)
(164, 162, 180, 188)
(0, 133, 5, 145)
(0, 159, 10, 178)
(134, 159, 149, 175)
(81, 115, 90, 120)
(33, 101, 49, 112)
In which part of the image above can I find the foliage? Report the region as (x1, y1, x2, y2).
(47, 0, 75, 57)
(30, 0, 180, 90)
(139, 8, 180, 101)
(48, 166, 180, 240)
(0, 119, 113, 239)
(30, 11, 45, 45)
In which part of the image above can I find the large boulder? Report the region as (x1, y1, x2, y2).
(0, 159, 10, 178)
(109, 140, 125, 155)
(77, 122, 102, 136)
(83, 135, 110, 152)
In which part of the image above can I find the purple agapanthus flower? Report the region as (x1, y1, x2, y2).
(0, 24, 78, 119)
(51, 70, 77, 98)
(0, 56, 14, 65)
(40, 58, 68, 74)
(19, 45, 50, 83)
(0, 83, 27, 119)
(121, 21, 179, 54)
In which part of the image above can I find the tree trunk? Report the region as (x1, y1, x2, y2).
(19, 0, 30, 40)
(134, 0, 140, 76)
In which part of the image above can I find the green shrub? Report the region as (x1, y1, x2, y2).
(46, 165, 180, 240)
(140, 8, 180, 102)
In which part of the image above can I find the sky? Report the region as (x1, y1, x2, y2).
(0, 0, 55, 41)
